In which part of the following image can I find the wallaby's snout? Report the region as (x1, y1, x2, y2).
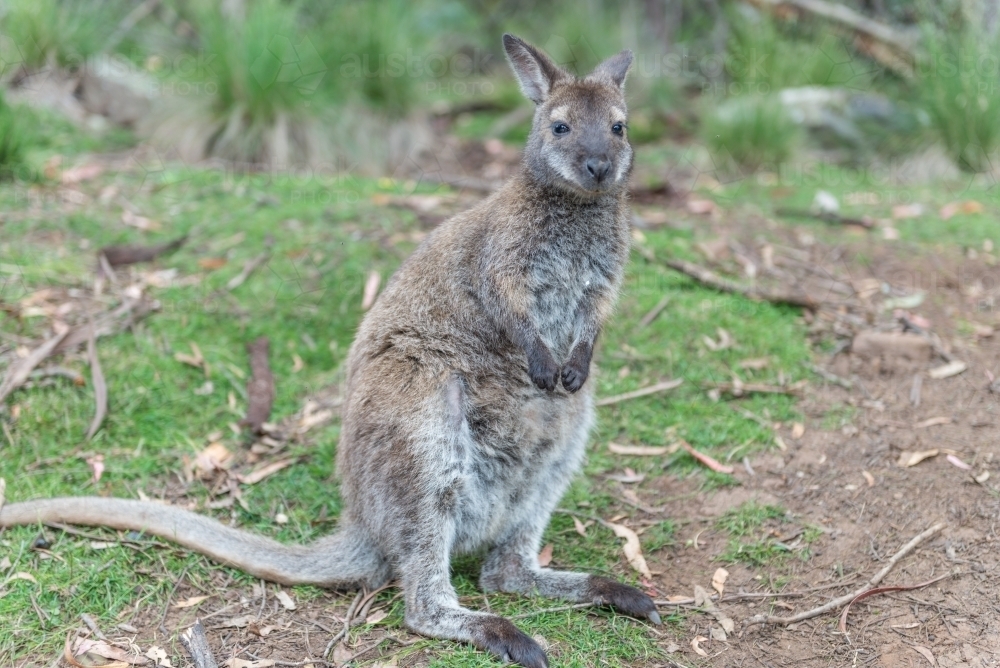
(503, 34, 634, 196)
(585, 157, 611, 183)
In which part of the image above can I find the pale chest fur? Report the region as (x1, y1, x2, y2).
(527, 208, 628, 358)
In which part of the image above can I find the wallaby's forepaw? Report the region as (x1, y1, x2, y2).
(472, 616, 548, 668)
(587, 576, 661, 625)
(527, 347, 560, 391)
(561, 342, 592, 393)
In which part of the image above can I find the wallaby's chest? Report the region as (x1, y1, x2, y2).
(528, 214, 624, 354)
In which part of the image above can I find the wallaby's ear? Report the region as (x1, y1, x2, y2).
(502, 33, 570, 104)
(586, 49, 634, 90)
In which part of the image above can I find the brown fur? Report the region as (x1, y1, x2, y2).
(0, 35, 658, 668)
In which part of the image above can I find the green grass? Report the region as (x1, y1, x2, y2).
(0, 140, 813, 664)
(702, 95, 801, 172)
(1, 117, 992, 665)
(918, 21, 1000, 172)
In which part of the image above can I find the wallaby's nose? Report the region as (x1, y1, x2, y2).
(585, 158, 611, 183)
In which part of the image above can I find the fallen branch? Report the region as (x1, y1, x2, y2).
(704, 381, 805, 397)
(743, 521, 945, 630)
(179, 620, 219, 668)
(775, 207, 875, 229)
(243, 337, 274, 434)
(595, 378, 683, 407)
(0, 328, 69, 405)
(663, 258, 819, 310)
(99, 235, 187, 268)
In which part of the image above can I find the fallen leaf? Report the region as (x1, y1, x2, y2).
(812, 190, 839, 214)
(332, 644, 352, 665)
(174, 343, 205, 370)
(537, 544, 553, 567)
(572, 517, 589, 537)
(702, 327, 733, 351)
(946, 454, 972, 470)
(237, 458, 295, 485)
(940, 200, 983, 220)
(72, 638, 148, 665)
(897, 450, 939, 468)
(607, 467, 645, 483)
(711, 568, 729, 596)
(87, 454, 105, 483)
(691, 635, 709, 657)
(909, 645, 936, 666)
(665, 642, 680, 653)
(365, 608, 389, 625)
(172, 595, 209, 609)
(975, 471, 991, 484)
(195, 443, 233, 476)
(605, 521, 652, 578)
(122, 210, 160, 231)
(694, 584, 735, 636)
(862, 470, 875, 487)
(61, 163, 104, 184)
(144, 647, 172, 668)
(198, 257, 228, 270)
(291, 354, 304, 373)
(362, 270, 381, 310)
(224, 660, 274, 668)
(892, 203, 924, 219)
(275, 589, 296, 610)
(216, 615, 252, 628)
(739, 357, 770, 370)
(928, 360, 967, 379)
(679, 440, 734, 474)
(687, 199, 718, 215)
(608, 443, 669, 456)
(0, 556, 10, 570)
(710, 626, 727, 641)
(248, 622, 276, 637)
(914, 416, 952, 428)
(791, 422, 805, 439)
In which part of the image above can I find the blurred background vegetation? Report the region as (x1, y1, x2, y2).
(0, 0, 998, 178)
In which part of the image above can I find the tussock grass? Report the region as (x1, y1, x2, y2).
(918, 23, 1000, 172)
(702, 94, 800, 172)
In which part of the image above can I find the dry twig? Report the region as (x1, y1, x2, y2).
(743, 521, 945, 630)
(663, 258, 819, 309)
(84, 326, 107, 440)
(595, 378, 683, 407)
(0, 329, 69, 405)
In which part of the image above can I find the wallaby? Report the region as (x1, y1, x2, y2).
(0, 35, 657, 668)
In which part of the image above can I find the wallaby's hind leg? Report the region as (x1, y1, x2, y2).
(479, 417, 660, 624)
(399, 532, 548, 668)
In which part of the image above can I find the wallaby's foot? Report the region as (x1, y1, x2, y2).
(480, 550, 660, 624)
(527, 343, 560, 391)
(560, 342, 592, 393)
(586, 576, 661, 624)
(405, 606, 547, 668)
(470, 615, 548, 668)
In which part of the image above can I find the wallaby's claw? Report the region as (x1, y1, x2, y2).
(560, 362, 588, 393)
(586, 576, 660, 623)
(473, 616, 548, 668)
(527, 350, 560, 391)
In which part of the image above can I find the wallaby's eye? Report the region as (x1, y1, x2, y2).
(612, 122, 625, 136)
(552, 123, 570, 136)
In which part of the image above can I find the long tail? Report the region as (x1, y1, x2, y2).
(0, 497, 388, 588)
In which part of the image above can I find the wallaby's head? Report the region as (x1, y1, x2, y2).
(503, 34, 633, 197)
